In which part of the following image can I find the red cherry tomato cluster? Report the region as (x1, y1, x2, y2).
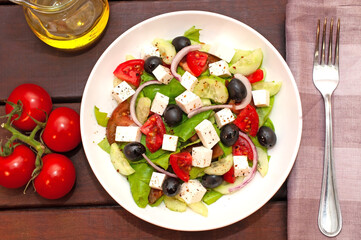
(0, 83, 80, 200)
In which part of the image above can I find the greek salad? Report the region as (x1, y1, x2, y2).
(94, 26, 282, 216)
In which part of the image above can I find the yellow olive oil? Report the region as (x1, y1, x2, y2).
(23, 0, 109, 50)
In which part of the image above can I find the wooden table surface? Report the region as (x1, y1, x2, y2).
(0, 0, 288, 239)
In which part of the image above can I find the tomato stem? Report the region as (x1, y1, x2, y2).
(1, 123, 51, 154)
(23, 150, 44, 194)
(29, 124, 42, 140)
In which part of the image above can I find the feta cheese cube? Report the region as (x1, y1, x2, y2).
(215, 108, 235, 128)
(252, 89, 270, 107)
(179, 179, 207, 204)
(192, 146, 213, 168)
(195, 119, 220, 149)
(112, 81, 135, 103)
(152, 65, 173, 85)
(233, 155, 251, 177)
(162, 134, 178, 152)
(209, 44, 235, 63)
(175, 90, 203, 114)
(140, 44, 160, 59)
(149, 172, 166, 190)
(115, 126, 141, 142)
(208, 60, 231, 77)
(180, 71, 198, 91)
(150, 92, 169, 115)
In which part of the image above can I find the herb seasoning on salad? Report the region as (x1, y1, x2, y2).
(94, 26, 282, 216)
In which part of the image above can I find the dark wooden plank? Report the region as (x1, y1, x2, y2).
(0, 0, 286, 101)
(0, 103, 115, 208)
(0, 202, 287, 239)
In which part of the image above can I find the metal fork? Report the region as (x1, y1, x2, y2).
(313, 18, 342, 237)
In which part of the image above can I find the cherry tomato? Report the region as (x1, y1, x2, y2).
(186, 50, 208, 77)
(234, 104, 259, 137)
(169, 152, 192, 182)
(106, 101, 134, 145)
(247, 69, 264, 83)
(113, 59, 145, 87)
(233, 134, 254, 161)
(34, 153, 76, 200)
(42, 107, 81, 152)
(223, 166, 236, 184)
(0, 144, 36, 188)
(5, 84, 52, 131)
(140, 114, 166, 153)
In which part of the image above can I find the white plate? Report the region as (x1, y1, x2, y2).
(80, 11, 302, 231)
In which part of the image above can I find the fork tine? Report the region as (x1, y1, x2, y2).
(335, 19, 340, 67)
(321, 18, 327, 65)
(328, 18, 334, 65)
(314, 19, 321, 64)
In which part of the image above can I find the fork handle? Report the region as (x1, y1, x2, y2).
(318, 94, 342, 237)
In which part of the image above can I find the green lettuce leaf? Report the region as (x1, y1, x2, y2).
(256, 96, 274, 126)
(94, 106, 109, 127)
(184, 26, 201, 43)
(173, 110, 213, 142)
(142, 79, 185, 104)
(203, 190, 223, 205)
(128, 163, 154, 208)
(140, 72, 155, 84)
(97, 138, 111, 154)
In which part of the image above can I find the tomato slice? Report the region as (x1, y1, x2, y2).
(186, 50, 208, 77)
(223, 166, 236, 183)
(246, 69, 264, 83)
(140, 114, 166, 153)
(113, 59, 145, 87)
(232, 134, 254, 160)
(169, 152, 192, 182)
(234, 104, 259, 137)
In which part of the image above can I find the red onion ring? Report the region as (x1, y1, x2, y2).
(142, 153, 178, 178)
(130, 80, 162, 127)
(187, 104, 233, 119)
(228, 131, 258, 193)
(233, 73, 252, 110)
(170, 45, 202, 81)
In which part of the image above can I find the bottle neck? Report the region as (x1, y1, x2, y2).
(10, 0, 77, 13)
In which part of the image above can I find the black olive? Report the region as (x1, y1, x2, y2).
(257, 126, 277, 148)
(162, 177, 181, 197)
(163, 104, 183, 127)
(172, 36, 191, 52)
(201, 175, 223, 189)
(123, 142, 146, 161)
(220, 124, 239, 147)
(144, 56, 163, 74)
(227, 78, 247, 103)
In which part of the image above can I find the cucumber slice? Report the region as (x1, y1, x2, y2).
(164, 196, 187, 212)
(204, 154, 233, 175)
(193, 76, 229, 104)
(136, 97, 151, 124)
(252, 81, 282, 96)
(256, 146, 269, 177)
(229, 48, 263, 76)
(229, 49, 252, 65)
(188, 201, 208, 217)
(110, 143, 135, 176)
(200, 98, 212, 106)
(152, 38, 176, 65)
(213, 176, 245, 194)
